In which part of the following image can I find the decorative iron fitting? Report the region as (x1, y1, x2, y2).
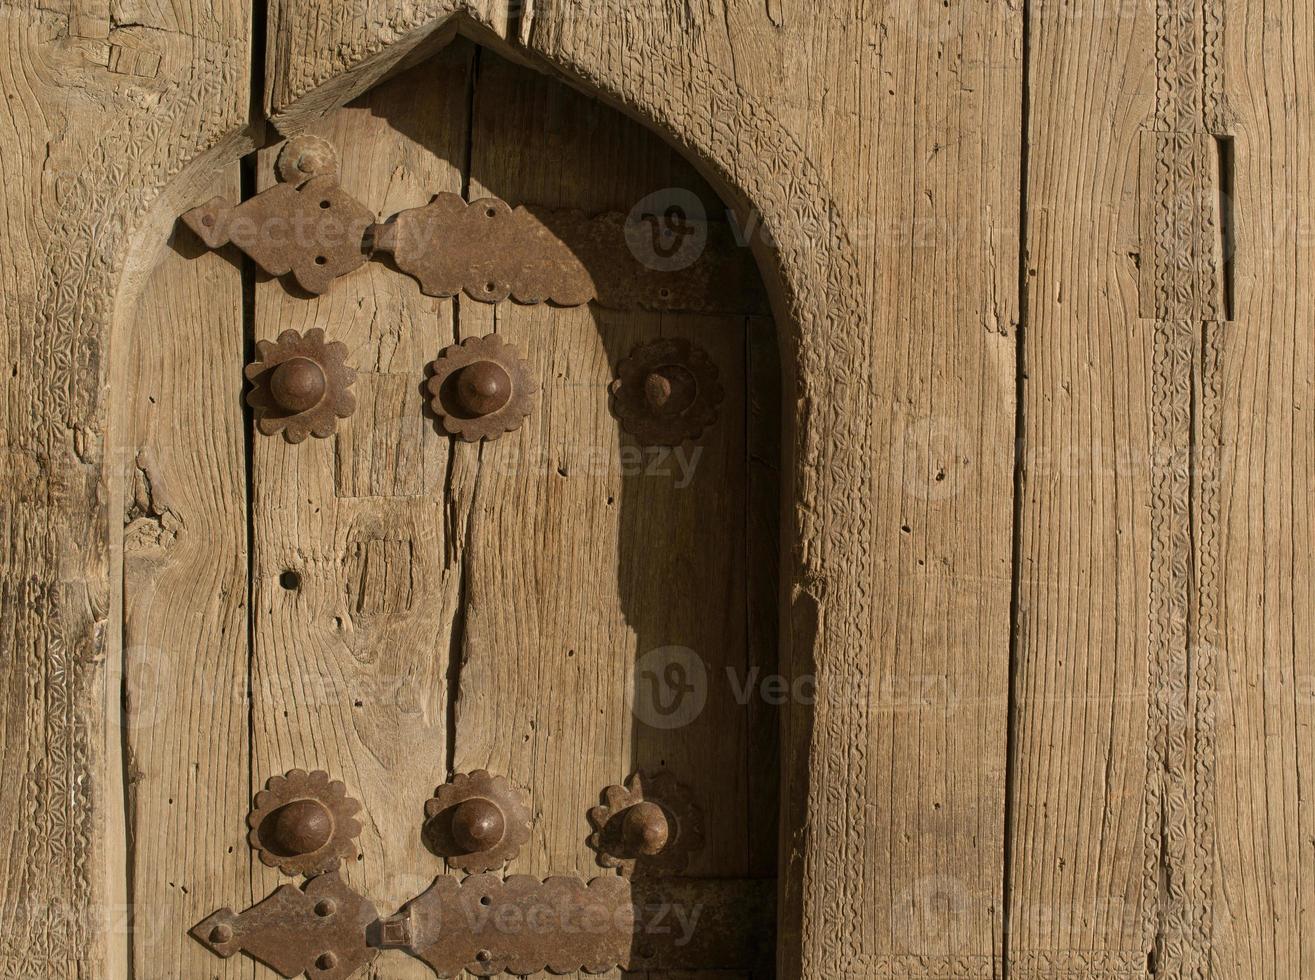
(195, 874, 772, 979)
(587, 770, 705, 876)
(374, 874, 774, 977)
(245, 329, 358, 443)
(191, 872, 379, 979)
(371, 195, 593, 306)
(372, 192, 766, 314)
(276, 134, 340, 185)
(247, 769, 364, 877)
(179, 139, 765, 312)
(426, 336, 538, 443)
(422, 769, 533, 873)
(181, 175, 374, 295)
(609, 338, 724, 447)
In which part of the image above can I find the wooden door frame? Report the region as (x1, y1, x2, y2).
(93, 8, 870, 978)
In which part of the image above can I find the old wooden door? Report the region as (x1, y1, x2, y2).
(119, 37, 780, 979)
(9, 0, 1315, 977)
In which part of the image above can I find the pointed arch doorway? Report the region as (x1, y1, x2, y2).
(119, 34, 785, 978)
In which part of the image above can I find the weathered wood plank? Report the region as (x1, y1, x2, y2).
(748, 313, 782, 879)
(813, 1, 1020, 971)
(118, 168, 254, 979)
(249, 47, 473, 952)
(450, 49, 762, 980)
(0, 1, 250, 975)
(1208, 0, 1315, 973)
(1008, 1, 1159, 973)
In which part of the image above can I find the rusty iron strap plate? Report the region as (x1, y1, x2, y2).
(181, 177, 374, 295)
(371, 193, 767, 315)
(373, 873, 774, 977)
(191, 872, 380, 979)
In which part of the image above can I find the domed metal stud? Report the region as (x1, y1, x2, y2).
(610, 338, 723, 446)
(423, 770, 532, 873)
(268, 357, 327, 414)
(275, 134, 340, 186)
(450, 797, 507, 854)
(247, 769, 363, 877)
(426, 335, 538, 442)
(245, 329, 357, 443)
(587, 770, 704, 877)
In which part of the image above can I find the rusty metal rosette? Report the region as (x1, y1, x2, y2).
(247, 769, 364, 878)
(275, 134, 339, 185)
(426, 334, 538, 442)
(609, 337, 723, 446)
(587, 770, 705, 877)
(423, 770, 533, 874)
(245, 328, 357, 443)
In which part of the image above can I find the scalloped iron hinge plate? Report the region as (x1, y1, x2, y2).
(372, 874, 773, 977)
(190, 872, 379, 979)
(195, 874, 771, 978)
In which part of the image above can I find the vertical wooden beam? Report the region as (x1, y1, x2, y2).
(0, 1, 250, 975)
(1010, 0, 1159, 969)
(118, 167, 254, 978)
(810, 1, 1021, 972)
(450, 53, 764, 980)
(1208, 0, 1315, 973)
(1013, 0, 1237, 974)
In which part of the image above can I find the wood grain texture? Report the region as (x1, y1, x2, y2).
(1209, 0, 1315, 974)
(449, 49, 765, 980)
(249, 48, 473, 954)
(17, 0, 1315, 974)
(1009, 0, 1159, 973)
(1011, 0, 1248, 975)
(118, 167, 253, 978)
(0, 0, 250, 975)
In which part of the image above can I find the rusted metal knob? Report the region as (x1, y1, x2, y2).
(621, 801, 670, 856)
(245, 329, 358, 443)
(643, 365, 698, 416)
(269, 357, 328, 414)
(248, 770, 363, 877)
(454, 361, 513, 417)
(610, 338, 723, 446)
(451, 797, 506, 853)
(265, 799, 334, 856)
(275, 134, 340, 185)
(588, 770, 704, 876)
(424, 770, 533, 873)
(427, 336, 538, 442)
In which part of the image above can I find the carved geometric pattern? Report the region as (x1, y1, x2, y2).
(16, 31, 248, 975)
(1141, 131, 1222, 323)
(1141, 0, 1226, 976)
(839, 950, 1150, 979)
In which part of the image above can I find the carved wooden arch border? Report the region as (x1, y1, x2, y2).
(87, 6, 873, 978)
